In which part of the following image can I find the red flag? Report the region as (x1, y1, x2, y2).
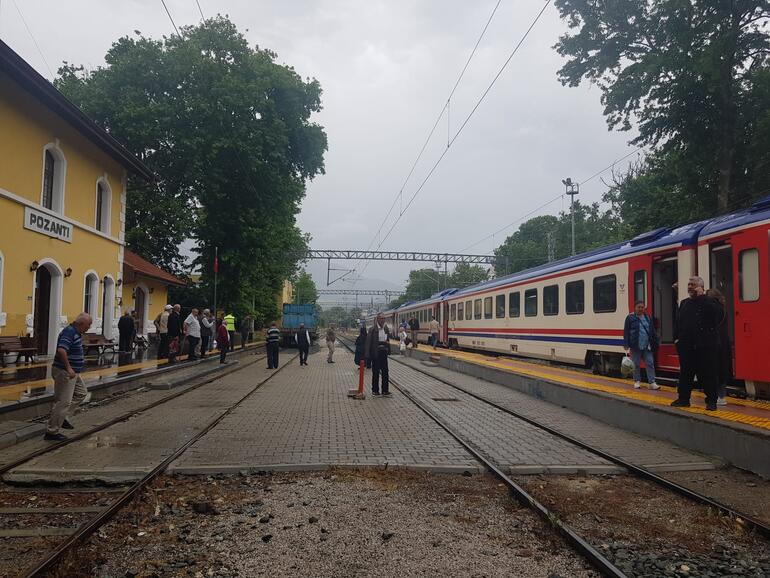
(213, 255, 219, 273)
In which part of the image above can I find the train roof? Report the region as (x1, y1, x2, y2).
(393, 288, 459, 312)
(699, 195, 770, 237)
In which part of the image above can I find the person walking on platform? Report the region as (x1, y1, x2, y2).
(167, 304, 182, 363)
(240, 314, 253, 349)
(366, 313, 393, 397)
(408, 316, 419, 348)
(671, 276, 722, 411)
(623, 301, 660, 390)
(296, 322, 311, 366)
(266, 321, 281, 369)
(326, 324, 337, 363)
(354, 325, 368, 367)
(118, 309, 135, 353)
(224, 313, 236, 351)
(216, 318, 229, 364)
(429, 316, 440, 349)
(155, 305, 171, 359)
(184, 308, 201, 360)
(200, 309, 214, 358)
(707, 288, 732, 407)
(44, 313, 92, 441)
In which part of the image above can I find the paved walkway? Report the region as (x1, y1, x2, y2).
(392, 356, 717, 473)
(171, 348, 479, 474)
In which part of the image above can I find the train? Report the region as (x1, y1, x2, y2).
(369, 195, 770, 399)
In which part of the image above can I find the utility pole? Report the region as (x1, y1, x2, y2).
(562, 178, 579, 256)
(546, 231, 555, 262)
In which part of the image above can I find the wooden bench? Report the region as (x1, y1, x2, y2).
(82, 334, 117, 358)
(0, 336, 37, 368)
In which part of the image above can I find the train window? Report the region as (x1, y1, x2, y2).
(495, 294, 506, 318)
(509, 292, 520, 317)
(450, 304, 456, 321)
(457, 302, 464, 320)
(543, 285, 559, 316)
(484, 297, 493, 319)
(634, 270, 647, 305)
(593, 274, 617, 313)
(524, 289, 538, 317)
(466, 300, 473, 320)
(474, 299, 482, 320)
(739, 249, 760, 302)
(565, 280, 584, 314)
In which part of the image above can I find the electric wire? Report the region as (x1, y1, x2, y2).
(194, 0, 205, 20)
(351, 0, 505, 284)
(159, 0, 181, 36)
(10, 0, 54, 78)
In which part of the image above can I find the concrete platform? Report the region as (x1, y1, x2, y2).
(402, 345, 770, 477)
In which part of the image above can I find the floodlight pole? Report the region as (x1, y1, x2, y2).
(563, 178, 579, 256)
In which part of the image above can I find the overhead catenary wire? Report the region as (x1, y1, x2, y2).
(10, 0, 54, 78)
(366, 0, 552, 261)
(159, 0, 181, 36)
(352, 0, 504, 283)
(194, 0, 205, 20)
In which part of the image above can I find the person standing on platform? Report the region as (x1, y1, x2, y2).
(623, 301, 660, 390)
(216, 318, 229, 364)
(707, 288, 732, 407)
(296, 322, 311, 366)
(326, 324, 336, 363)
(118, 310, 135, 353)
(266, 321, 281, 369)
(155, 305, 171, 359)
(240, 314, 252, 349)
(184, 308, 201, 360)
(44, 313, 92, 441)
(671, 276, 722, 411)
(167, 304, 182, 363)
(366, 313, 393, 397)
(429, 316, 440, 349)
(200, 309, 213, 358)
(354, 325, 368, 367)
(224, 313, 236, 351)
(408, 316, 419, 348)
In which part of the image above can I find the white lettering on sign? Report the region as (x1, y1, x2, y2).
(23, 207, 73, 243)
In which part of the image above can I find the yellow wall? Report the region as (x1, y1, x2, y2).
(0, 69, 130, 353)
(121, 277, 170, 335)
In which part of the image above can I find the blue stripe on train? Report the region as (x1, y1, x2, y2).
(449, 331, 624, 347)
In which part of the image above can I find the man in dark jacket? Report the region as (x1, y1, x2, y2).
(118, 310, 135, 353)
(296, 322, 311, 366)
(623, 301, 660, 390)
(408, 316, 419, 349)
(166, 304, 182, 363)
(672, 276, 722, 410)
(365, 313, 393, 396)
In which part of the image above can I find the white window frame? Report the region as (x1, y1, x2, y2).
(95, 177, 112, 235)
(83, 271, 100, 316)
(40, 142, 67, 214)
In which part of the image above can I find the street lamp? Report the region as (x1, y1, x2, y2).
(562, 178, 579, 256)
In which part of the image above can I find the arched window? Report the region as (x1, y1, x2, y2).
(95, 179, 112, 234)
(84, 273, 99, 315)
(41, 144, 66, 213)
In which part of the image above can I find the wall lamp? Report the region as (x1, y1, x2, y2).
(30, 260, 39, 272)
(64, 268, 73, 278)
(116, 278, 123, 287)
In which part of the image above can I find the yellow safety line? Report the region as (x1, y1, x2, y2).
(426, 347, 770, 431)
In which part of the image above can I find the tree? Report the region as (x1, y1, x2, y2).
(55, 17, 327, 317)
(449, 263, 489, 288)
(554, 1, 770, 213)
(293, 271, 318, 304)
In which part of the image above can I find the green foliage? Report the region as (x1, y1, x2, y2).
(493, 201, 625, 275)
(319, 306, 356, 329)
(55, 17, 327, 319)
(388, 263, 489, 308)
(292, 271, 319, 304)
(554, 0, 770, 214)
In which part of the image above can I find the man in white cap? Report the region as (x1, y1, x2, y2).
(156, 304, 172, 359)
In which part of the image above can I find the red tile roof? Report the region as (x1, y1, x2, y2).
(123, 250, 186, 286)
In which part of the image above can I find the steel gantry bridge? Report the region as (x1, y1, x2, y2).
(305, 250, 497, 285)
(317, 289, 405, 296)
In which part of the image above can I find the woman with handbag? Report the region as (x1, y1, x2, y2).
(623, 300, 660, 390)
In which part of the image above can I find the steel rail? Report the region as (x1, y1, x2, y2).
(387, 353, 770, 540)
(0, 347, 266, 477)
(21, 352, 297, 577)
(336, 337, 626, 577)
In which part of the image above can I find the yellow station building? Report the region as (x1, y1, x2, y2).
(0, 39, 154, 355)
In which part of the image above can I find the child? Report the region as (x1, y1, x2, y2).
(399, 325, 408, 354)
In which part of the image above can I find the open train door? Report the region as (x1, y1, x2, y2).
(731, 232, 770, 397)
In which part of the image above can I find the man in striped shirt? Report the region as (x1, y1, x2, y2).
(45, 313, 92, 441)
(266, 321, 281, 369)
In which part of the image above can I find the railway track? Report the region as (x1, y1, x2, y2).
(1, 350, 296, 577)
(339, 337, 770, 577)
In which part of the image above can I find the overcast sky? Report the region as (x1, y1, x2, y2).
(1, 0, 639, 307)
